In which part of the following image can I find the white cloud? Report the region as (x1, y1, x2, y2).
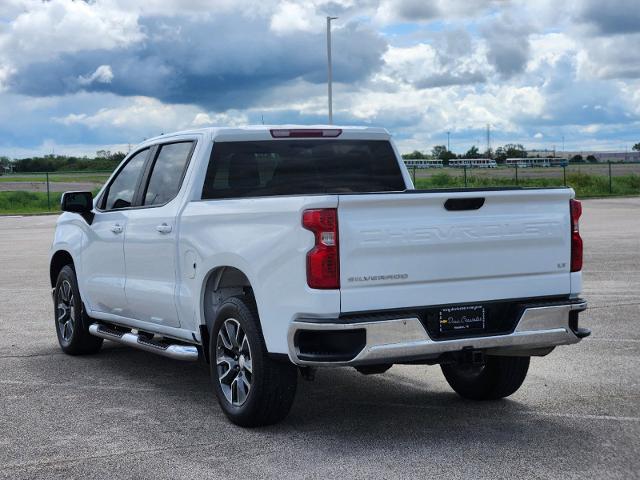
(191, 111, 250, 127)
(77, 65, 114, 86)
(0, 65, 14, 92)
(381, 41, 488, 89)
(383, 44, 438, 80)
(0, 0, 143, 67)
(527, 33, 577, 72)
(576, 33, 640, 79)
(374, 0, 502, 24)
(270, 1, 315, 34)
(53, 96, 250, 135)
(1, 0, 639, 157)
(53, 96, 200, 131)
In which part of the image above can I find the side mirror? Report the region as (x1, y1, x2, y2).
(61, 191, 93, 214)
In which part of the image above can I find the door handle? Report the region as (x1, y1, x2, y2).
(156, 223, 172, 234)
(110, 223, 123, 234)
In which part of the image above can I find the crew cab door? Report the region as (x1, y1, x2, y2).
(123, 141, 195, 328)
(82, 148, 150, 314)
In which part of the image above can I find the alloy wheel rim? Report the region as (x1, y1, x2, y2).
(56, 280, 75, 342)
(216, 318, 253, 406)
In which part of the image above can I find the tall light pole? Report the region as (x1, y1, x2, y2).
(447, 131, 450, 152)
(326, 16, 338, 124)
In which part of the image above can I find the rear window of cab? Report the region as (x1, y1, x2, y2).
(201, 140, 406, 199)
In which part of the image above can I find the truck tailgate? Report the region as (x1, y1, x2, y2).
(338, 189, 573, 313)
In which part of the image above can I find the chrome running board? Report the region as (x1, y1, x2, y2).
(89, 323, 199, 361)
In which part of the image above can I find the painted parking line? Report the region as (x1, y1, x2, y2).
(350, 401, 640, 423)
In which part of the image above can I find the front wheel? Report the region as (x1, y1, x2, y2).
(210, 296, 298, 427)
(441, 355, 530, 400)
(54, 265, 103, 355)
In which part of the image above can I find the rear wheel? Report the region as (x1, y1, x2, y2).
(210, 296, 298, 427)
(54, 265, 103, 355)
(441, 355, 530, 400)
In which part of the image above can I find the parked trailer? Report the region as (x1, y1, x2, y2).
(404, 159, 443, 168)
(505, 158, 565, 168)
(449, 158, 497, 168)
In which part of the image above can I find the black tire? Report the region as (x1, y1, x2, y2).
(53, 265, 103, 355)
(209, 295, 298, 427)
(441, 355, 530, 400)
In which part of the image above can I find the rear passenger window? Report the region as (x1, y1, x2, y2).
(143, 142, 194, 206)
(201, 140, 405, 199)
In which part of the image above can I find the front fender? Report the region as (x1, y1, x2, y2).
(50, 213, 89, 297)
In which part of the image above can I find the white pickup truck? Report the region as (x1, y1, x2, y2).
(50, 126, 589, 427)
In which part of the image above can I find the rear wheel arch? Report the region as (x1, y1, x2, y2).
(200, 266, 256, 363)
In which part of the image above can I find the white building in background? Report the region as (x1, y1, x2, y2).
(527, 149, 640, 162)
(567, 151, 640, 162)
(506, 158, 568, 167)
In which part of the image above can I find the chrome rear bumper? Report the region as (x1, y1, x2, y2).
(288, 301, 588, 367)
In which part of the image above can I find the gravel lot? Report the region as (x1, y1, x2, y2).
(1, 198, 639, 479)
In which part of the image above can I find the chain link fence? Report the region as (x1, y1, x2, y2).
(0, 171, 111, 213)
(407, 162, 640, 197)
(1, 163, 638, 214)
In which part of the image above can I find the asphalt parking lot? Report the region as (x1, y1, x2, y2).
(1, 197, 639, 479)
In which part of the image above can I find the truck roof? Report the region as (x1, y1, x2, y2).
(141, 125, 392, 145)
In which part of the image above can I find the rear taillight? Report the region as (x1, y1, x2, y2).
(570, 199, 583, 272)
(302, 209, 339, 289)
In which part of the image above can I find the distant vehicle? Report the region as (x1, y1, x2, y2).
(49, 126, 589, 427)
(404, 159, 443, 168)
(552, 158, 570, 167)
(505, 158, 564, 168)
(449, 158, 497, 168)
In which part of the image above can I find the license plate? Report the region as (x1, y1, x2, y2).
(439, 305, 485, 333)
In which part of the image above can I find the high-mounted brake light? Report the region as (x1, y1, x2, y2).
(570, 199, 583, 272)
(302, 209, 339, 289)
(270, 129, 342, 138)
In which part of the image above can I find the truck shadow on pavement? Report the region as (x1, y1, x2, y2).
(80, 344, 590, 450)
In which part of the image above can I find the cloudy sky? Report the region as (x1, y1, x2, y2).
(1, 0, 639, 158)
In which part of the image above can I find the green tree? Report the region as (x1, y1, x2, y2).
(494, 147, 507, 163)
(431, 145, 457, 165)
(0, 156, 11, 175)
(12, 152, 126, 173)
(432, 145, 447, 159)
(586, 155, 598, 163)
(402, 150, 427, 160)
(632, 143, 640, 152)
(463, 145, 480, 159)
(503, 144, 527, 158)
(110, 152, 126, 163)
(570, 154, 584, 163)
